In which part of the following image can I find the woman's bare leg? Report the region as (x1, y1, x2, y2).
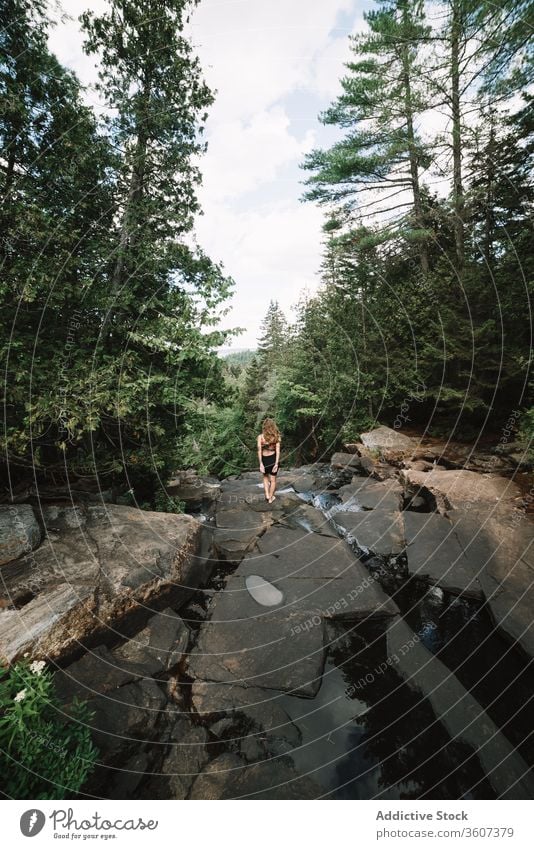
(262, 473, 270, 500)
(268, 474, 277, 502)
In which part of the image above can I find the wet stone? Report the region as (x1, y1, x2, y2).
(404, 512, 483, 599)
(333, 509, 405, 558)
(338, 479, 403, 512)
(187, 589, 327, 698)
(190, 753, 322, 799)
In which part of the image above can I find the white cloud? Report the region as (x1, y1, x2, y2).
(46, 0, 366, 349)
(196, 198, 325, 347)
(198, 105, 315, 202)
(47, 0, 107, 92)
(191, 0, 358, 121)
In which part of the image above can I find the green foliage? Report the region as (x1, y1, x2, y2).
(1, 0, 233, 498)
(179, 401, 252, 477)
(519, 406, 534, 460)
(0, 659, 98, 799)
(294, 0, 533, 440)
(222, 350, 256, 368)
(153, 491, 186, 514)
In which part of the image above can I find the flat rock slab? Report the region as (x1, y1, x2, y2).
(87, 679, 168, 762)
(212, 527, 261, 564)
(401, 468, 521, 513)
(148, 720, 210, 799)
(0, 505, 202, 664)
(187, 593, 326, 697)
(275, 503, 338, 536)
(243, 526, 362, 579)
(338, 479, 403, 512)
(0, 505, 42, 566)
(332, 509, 405, 557)
(387, 615, 534, 799)
(453, 510, 534, 658)
(55, 645, 168, 763)
(292, 474, 318, 493)
(215, 506, 272, 532)
(189, 752, 322, 799)
(54, 644, 143, 704)
(404, 512, 483, 599)
(217, 484, 265, 508)
(191, 681, 301, 747)
(209, 574, 397, 623)
(112, 607, 190, 674)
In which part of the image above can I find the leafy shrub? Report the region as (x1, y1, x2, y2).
(0, 658, 98, 799)
(153, 490, 186, 514)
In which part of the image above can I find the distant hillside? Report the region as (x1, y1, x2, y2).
(222, 349, 256, 368)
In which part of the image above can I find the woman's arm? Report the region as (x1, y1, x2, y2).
(273, 440, 281, 472)
(257, 435, 265, 473)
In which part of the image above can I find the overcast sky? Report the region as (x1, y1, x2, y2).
(47, 0, 374, 349)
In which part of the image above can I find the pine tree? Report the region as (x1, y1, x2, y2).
(302, 0, 433, 272)
(1, 0, 233, 494)
(257, 300, 288, 367)
(0, 0, 116, 478)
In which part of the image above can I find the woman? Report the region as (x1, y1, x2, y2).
(257, 418, 281, 503)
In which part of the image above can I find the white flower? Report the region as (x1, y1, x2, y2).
(29, 660, 46, 676)
(14, 689, 27, 703)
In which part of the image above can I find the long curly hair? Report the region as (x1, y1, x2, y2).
(262, 418, 281, 445)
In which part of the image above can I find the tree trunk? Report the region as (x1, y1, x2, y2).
(484, 116, 496, 270)
(107, 71, 151, 322)
(400, 3, 429, 274)
(451, 0, 465, 275)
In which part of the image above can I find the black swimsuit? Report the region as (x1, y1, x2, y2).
(261, 439, 279, 475)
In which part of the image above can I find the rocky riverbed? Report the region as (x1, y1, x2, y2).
(1, 427, 533, 799)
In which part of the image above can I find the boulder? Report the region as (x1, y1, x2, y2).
(330, 452, 365, 471)
(342, 442, 363, 454)
(55, 645, 167, 764)
(246, 526, 365, 579)
(188, 753, 245, 800)
(166, 474, 220, 509)
(0, 505, 202, 664)
(291, 474, 317, 493)
(87, 678, 167, 762)
(217, 483, 264, 508)
(55, 644, 143, 702)
(275, 503, 338, 536)
(105, 750, 151, 799)
(360, 426, 416, 455)
(0, 505, 42, 566)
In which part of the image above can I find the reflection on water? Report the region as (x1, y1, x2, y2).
(280, 622, 493, 799)
(397, 579, 534, 768)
